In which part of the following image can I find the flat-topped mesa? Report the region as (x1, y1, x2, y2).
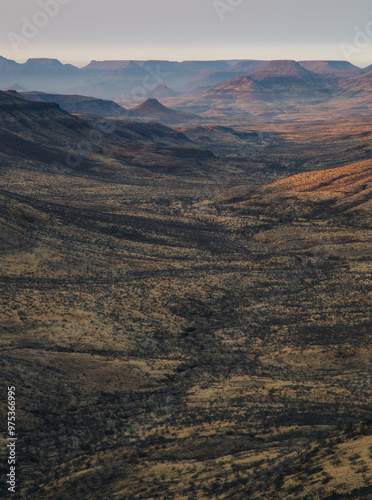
(83, 60, 142, 71)
(250, 59, 322, 83)
(25, 58, 63, 65)
(178, 60, 229, 71)
(22, 58, 78, 74)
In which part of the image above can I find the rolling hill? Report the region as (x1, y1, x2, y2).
(264, 158, 372, 214)
(213, 157, 372, 220)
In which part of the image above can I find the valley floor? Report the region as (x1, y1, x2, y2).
(0, 112, 371, 499)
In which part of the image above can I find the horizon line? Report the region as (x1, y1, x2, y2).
(0, 55, 370, 70)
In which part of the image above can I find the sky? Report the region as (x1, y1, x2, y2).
(1, 0, 372, 68)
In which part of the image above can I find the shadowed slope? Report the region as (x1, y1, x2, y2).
(0, 91, 218, 178)
(20, 91, 130, 118)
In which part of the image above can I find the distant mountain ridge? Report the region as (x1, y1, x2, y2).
(0, 56, 368, 100)
(197, 60, 330, 104)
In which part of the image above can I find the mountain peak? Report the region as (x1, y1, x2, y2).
(132, 98, 169, 113)
(129, 98, 200, 124)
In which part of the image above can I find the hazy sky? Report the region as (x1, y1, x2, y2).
(1, 0, 372, 67)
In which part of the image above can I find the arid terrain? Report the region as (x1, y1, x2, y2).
(0, 60, 371, 500)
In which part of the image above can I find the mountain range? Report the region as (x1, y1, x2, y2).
(0, 55, 370, 101)
(2, 57, 372, 124)
(160, 60, 372, 119)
